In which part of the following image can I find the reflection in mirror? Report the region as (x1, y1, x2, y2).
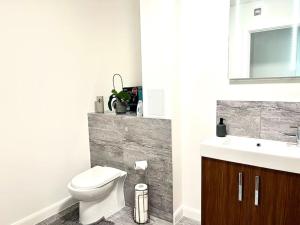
(250, 27, 300, 78)
(229, 0, 300, 80)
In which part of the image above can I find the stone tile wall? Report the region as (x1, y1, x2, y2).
(217, 100, 300, 143)
(88, 113, 173, 222)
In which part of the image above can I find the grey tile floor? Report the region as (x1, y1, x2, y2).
(37, 204, 200, 225)
(176, 217, 200, 225)
(108, 207, 171, 225)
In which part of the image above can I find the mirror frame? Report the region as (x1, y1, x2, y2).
(227, 1, 300, 82)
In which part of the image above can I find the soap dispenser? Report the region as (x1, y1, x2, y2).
(217, 118, 227, 137)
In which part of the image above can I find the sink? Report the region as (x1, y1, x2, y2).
(201, 135, 300, 174)
(210, 135, 299, 157)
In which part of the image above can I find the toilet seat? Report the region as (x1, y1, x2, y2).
(68, 166, 127, 224)
(70, 166, 122, 190)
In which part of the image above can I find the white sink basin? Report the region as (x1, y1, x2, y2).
(201, 135, 300, 174)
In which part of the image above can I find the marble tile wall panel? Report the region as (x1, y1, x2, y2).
(217, 100, 300, 142)
(217, 100, 261, 138)
(260, 101, 300, 142)
(88, 113, 173, 222)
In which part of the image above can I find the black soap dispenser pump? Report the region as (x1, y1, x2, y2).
(217, 118, 227, 137)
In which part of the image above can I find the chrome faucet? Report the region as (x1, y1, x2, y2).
(284, 126, 300, 146)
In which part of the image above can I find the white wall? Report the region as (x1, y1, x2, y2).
(180, 0, 300, 221)
(139, 0, 183, 220)
(298, 27, 300, 76)
(0, 1, 141, 224)
(140, 0, 179, 119)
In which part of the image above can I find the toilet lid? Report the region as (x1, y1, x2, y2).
(71, 166, 122, 190)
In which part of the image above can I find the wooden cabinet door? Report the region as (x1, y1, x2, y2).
(249, 167, 300, 225)
(202, 158, 300, 225)
(201, 157, 251, 225)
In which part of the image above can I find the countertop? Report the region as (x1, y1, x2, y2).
(88, 112, 171, 121)
(200, 135, 300, 174)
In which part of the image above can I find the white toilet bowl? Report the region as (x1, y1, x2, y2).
(68, 166, 127, 225)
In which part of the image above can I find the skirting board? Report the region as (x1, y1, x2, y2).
(174, 205, 201, 223)
(173, 205, 184, 224)
(11, 196, 77, 225)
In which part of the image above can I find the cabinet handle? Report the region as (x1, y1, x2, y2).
(238, 172, 243, 202)
(254, 176, 260, 206)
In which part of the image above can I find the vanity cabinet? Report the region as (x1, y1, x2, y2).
(202, 157, 300, 225)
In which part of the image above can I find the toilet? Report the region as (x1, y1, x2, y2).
(68, 166, 127, 225)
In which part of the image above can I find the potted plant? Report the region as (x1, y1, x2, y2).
(108, 89, 131, 114)
(108, 74, 131, 114)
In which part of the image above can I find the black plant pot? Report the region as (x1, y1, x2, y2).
(115, 100, 127, 114)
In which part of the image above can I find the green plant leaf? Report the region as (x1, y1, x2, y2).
(110, 89, 131, 103)
(116, 91, 130, 102)
(111, 89, 118, 95)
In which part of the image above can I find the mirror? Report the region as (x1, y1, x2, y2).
(229, 0, 300, 80)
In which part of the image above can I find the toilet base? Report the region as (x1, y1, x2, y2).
(79, 199, 124, 225)
(79, 174, 126, 225)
